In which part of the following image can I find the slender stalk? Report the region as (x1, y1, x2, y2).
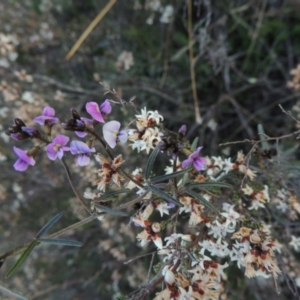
(60, 158, 91, 213)
(87, 128, 145, 189)
(187, 0, 201, 124)
(65, 0, 117, 60)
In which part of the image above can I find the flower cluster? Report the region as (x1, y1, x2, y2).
(6, 100, 129, 171)
(6, 99, 300, 299)
(128, 107, 164, 153)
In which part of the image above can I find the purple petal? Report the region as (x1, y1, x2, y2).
(193, 157, 207, 171)
(13, 146, 35, 165)
(117, 130, 128, 144)
(178, 125, 187, 135)
(190, 147, 202, 159)
(75, 131, 87, 138)
(33, 116, 45, 125)
(43, 107, 55, 117)
(46, 144, 58, 160)
(52, 134, 69, 146)
(182, 158, 192, 168)
(56, 148, 65, 159)
(14, 159, 30, 171)
(100, 99, 112, 115)
(76, 154, 91, 166)
(33, 107, 59, 125)
(21, 127, 38, 136)
(168, 202, 176, 208)
(80, 117, 93, 126)
(103, 120, 120, 148)
(86, 102, 104, 123)
(13, 146, 35, 171)
(70, 140, 95, 154)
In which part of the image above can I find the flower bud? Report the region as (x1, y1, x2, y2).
(151, 222, 161, 233)
(164, 270, 175, 285)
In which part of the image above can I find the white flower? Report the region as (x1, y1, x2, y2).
(248, 200, 265, 210)
(221, 205, 240, 229)
(276, 201, 288, 212)
(208, 220, 235, 238)
(289, 235, 300, 252)
(208, 237, 230, 257)
(230, 246, 246, 269)
(135, 107, 148, 121)
(160, 5, 174, 24)
(155, 202, 170, 217)
(223, 158, 234, 173)
(148, 110, 163, 124)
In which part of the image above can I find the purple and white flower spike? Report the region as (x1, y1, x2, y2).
(46, 135, 70, 160)
(103, 120, 128, 148)
(85, 100, 112, 123)
(13, 146, 36, 171)
(70, 140, 96, 166)
(182, 147, 206, 171)
(34, 106, 59, 125)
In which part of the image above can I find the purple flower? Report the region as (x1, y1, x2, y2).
(70, 140, 96, 166)
(13, 146, 36, 171)
(75, 117, 93, 138)
(46, 135, 70, 160)
(178, 125, 187, 135)
(182, 147, 206, 171)
(34, 107, 59, 125)
(103, 120, 128, 148)
(85, 100, 112, 123)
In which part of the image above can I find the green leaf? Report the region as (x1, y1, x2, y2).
(145, 143, 162, 179)
(185, 188, 219, 214)
(186, 182, 233, 189)
(114, 292, 127, 300)
(6, 240, 39, 278)
(0, 283, 28, 300)
(39, 238, 82, 247)
(191, 137, 199, 152)
(36, 211, 64, 238)
(150, 167, 193, 184)
(148, 184, 183, 207)
(94, 204, 128, 217)
(96, 189, 130, 202)
(257, 124, 269, 151)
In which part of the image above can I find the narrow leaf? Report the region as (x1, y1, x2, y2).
(6, 240, 39, 278)
(39, 238, 82, 247)
(36, 211, 64, 238)
(148, 184, 183, 207)
(185, 188, 219, 214)
(258, 124, 269, 151)
(150, 167, 193, 184)
(191, 137, 199, 152)
(145, 142, 162, 179)
(186, 182, 233, 189)
(0, 283, 28, 300)
(96, 189, 130, 202)
(94, 204, 128, 216)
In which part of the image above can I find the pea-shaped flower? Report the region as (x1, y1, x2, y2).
(13, 146, 36, 171)
(182, 147, 206, 171)
(46, 135, 70, 160)
(103, 120, 128, 148)
(70, 140, 96, 166)
(85, 99, 112, 123)
(34, 106, 59, 125)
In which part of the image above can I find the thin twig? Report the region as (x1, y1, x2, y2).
(187, 0, 202, 124)
(61, 158, 92, 213)
(66, 0, 117, 60)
